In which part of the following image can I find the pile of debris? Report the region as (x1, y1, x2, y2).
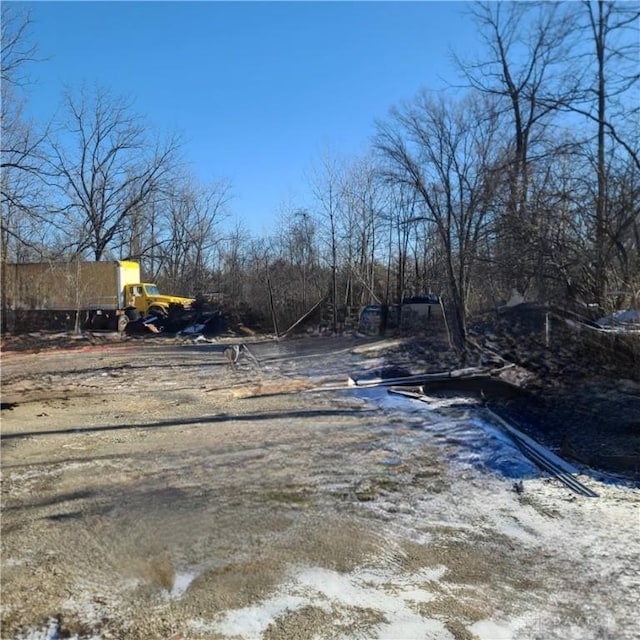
(596, 308, 640, 331)
(374, 303, 640, 482)
(124, 307, 229, 336)
(466, 303, 640, 481)
(469, 303, 639, 385)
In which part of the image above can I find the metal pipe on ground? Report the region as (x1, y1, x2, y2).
(387, 388, 598, 498)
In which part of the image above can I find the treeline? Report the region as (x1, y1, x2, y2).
(2, 3, 638, 344)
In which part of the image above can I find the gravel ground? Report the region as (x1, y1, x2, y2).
(1, 333, 639, 640)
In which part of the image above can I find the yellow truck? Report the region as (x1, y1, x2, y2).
(2, 260, 194, 332)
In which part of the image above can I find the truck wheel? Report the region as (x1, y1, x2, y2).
(117, 315, 129, 332)
(90, 314, 107, 330)
(149, 306, 167, 317)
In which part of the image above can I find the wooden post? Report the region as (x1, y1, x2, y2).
(267, 275, 279, 338)
(439, 295, 453, 349)
(545, 311, 550, 348)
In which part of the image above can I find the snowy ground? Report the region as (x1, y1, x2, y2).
(2, 335, 639, 640)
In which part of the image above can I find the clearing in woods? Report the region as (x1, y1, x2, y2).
(1, 335, 638, 639)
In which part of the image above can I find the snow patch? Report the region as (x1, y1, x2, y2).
(209, 565, 451, 639)
(168, 570, 198, 598)
(212, 595, 308, 637)
(470, 618, 515, 639)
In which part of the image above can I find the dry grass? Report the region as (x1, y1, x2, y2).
(148, 553, 176, 591)
(278, 518, 384, 573)
(444, 618, 485, 640)
(185, 559, 284, 612)
(264, 604, 388, 640)
(262, 605, 335, 640)
(231, 378, 312, 398)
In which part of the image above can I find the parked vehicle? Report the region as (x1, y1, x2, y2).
(358, 296, 442, 334)
(2, 260, 194, 332)
(358, 304, 400, 334)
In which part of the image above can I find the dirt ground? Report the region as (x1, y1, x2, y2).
(1, 333, 639, 640)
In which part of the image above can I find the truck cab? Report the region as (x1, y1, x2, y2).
(125, 283, 194, 317)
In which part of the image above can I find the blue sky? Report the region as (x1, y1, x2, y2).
(15, 1, 476, 234)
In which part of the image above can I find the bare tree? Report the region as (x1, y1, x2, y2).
(1, 4, 39, 86)
(0, 5, 54, 333)
(242, 238, 278, 329)
(0, 96, 49, 261)
(457, 2, 577, 298)
(384, 182, 422, 304)
(288, 208, 319, 311)
(0, 5, 50, 261)
(152, 176, 231, 296)
(377, 91, 503, 351)
(603, 161, 640, 298)
(46, 85, 180, 260)
(308, 149, 344, 332)
(579, 1, 640, 304)
(577, 1, 640, 169)
(340, 155, 385, 308)
(217, 219, 251, 302)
